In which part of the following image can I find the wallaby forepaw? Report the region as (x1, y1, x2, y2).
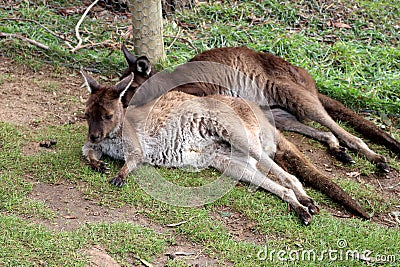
(376, 162, 390, 173)
(331, 147, 355, 164)
(89, 160, 110, 173)
(109, 174, 126, 187)
(375, 155, 390, 173)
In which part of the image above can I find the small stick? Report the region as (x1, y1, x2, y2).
(1, 17, 75, 48)
(163, 34, 198, 52)
(166, 219, 189, 227)
(167, 27, 182, 50)
(375, 178, 383, 191)
(0, 32, 49, 50)
(71, 40, 114, 52)
(166, 216, 194, 227)
(385, 181, 400, 189)
(137, 258, 153, 267)
(71, 0, 100, 52)
(331, 213, 351, 218)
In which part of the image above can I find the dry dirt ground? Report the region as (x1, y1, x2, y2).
(1, 56, 399, 266)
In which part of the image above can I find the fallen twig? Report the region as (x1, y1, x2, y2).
(166, 216, 195, 227)
(163, 34, 198, 52)
(374, 178, 383, 191)
(71, 40, 115, 52)
(166, 219, 189, 227)
(136, 257, 153, 267)
(383, 218, 398, 226)
(167, 27, 182, 50)
(71, 0, 100, 52)
(166, 251, 195, 259)
(1, 17, 75, 49)
(331, 213, 351, 218)
(0, 32, 49, 50)
(384, 181, 400, 189)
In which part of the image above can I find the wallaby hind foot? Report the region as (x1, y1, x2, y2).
(330, 146, 355, 165)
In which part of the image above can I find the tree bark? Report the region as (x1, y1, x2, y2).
(129, 0, 165, 64)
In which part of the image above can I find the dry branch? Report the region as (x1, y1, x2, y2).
(71, 0, 100, 52)
(71, 40, 115, 52)
(0, 32, 49, 50)
(1, 17, 75, 49)
(166, 27, 182, 50)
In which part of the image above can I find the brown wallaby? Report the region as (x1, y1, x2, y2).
(121, 45, 400, 173)
(81, 71, 369, 223)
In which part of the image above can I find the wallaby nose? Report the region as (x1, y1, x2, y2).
(90, 133, 101, 143)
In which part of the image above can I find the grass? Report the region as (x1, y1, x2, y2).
(1, 122, 399, 266)
(0, 214, 167, 266)
(0, 0, 400, 266)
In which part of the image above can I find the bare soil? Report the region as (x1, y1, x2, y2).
(0, 57, 84, 127)
(1, 57, 399, 266)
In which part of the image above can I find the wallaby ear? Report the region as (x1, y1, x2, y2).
(115, 72, 135, 98)
(136, 56, 152, 77)
(121, 44, 137, 66)
(81, 70, 100, 94)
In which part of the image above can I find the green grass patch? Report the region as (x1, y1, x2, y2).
(0, 215, 167, 266)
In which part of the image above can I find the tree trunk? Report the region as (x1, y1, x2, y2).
(129, 0, 165, 64)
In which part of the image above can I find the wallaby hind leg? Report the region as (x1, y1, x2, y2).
(310, 106, 389, 172)
(270, 108, 355, 164)
(283, 91, 389, 172)
(319, 93, 400, 155)
(211, 154, 314, 225)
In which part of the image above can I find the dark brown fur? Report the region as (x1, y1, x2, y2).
(121, 46, 398, 173)
(274, 137, 369, 218)
(115, 46, 400, 218)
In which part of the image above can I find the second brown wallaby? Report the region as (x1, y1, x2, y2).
(81, 71, 369, 222)
(121, 45, 399, 173)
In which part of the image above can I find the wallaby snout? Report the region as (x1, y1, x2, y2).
(89, 132, 102, 143)
(87, 119, 105, 143)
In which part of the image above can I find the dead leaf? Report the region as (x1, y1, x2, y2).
(346, 171, 360, 178)
(333, 22, 352, 29)
(63, 215, 77, 219)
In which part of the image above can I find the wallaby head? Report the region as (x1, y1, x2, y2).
(120, 44, 155, 107)
(81, 70, 135, 143)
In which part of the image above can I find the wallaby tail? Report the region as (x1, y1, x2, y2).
(319, 93, 400, 155)
(275, 134, 370, 219)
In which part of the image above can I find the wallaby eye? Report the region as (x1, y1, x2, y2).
(104, 114, 113, 120)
